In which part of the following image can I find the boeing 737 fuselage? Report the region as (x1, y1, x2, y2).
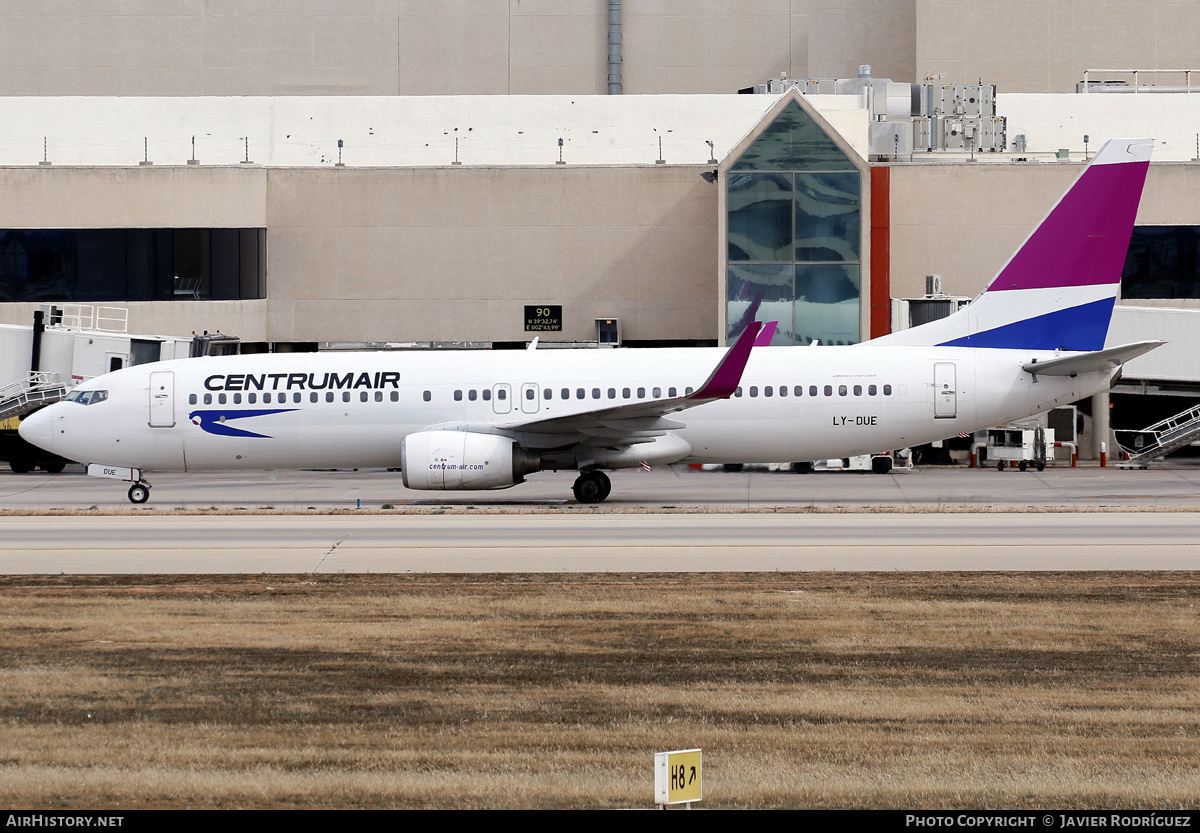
(18, 138, 1162, 504)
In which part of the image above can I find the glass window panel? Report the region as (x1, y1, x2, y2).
(727, 263, 794, 345)
(794, 264, 861, 345)
(1121, 226, 1200, 299)
(730, 101, 857, 172)
(727, 173, 792, 262)
(794, 172, 860, 262)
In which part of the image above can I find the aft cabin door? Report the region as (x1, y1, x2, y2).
(148, 371, 175, 427)
(933, 362, 957, 419)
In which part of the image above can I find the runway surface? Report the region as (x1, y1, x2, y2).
(4, 465, 1200, 574)
(3, 511, 1199, 574)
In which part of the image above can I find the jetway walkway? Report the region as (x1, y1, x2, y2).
(1116, 402, 1200, 467)
(0, 372, 66, 423)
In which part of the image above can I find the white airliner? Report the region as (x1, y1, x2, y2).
(19, 138, 1161, 505)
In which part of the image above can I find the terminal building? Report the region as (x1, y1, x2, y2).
(1, 2, 1199, 461)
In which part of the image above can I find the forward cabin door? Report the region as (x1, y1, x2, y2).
(148, 371, 176, 427)
(933, 362, 957, 419)
(492, 383, 512, 415)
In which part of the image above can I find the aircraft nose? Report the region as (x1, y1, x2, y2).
(17, 406, 54, 452)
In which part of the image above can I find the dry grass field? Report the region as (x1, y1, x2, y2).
(0, 572, 1197, 809)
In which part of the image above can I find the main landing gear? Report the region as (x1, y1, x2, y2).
(572, 469, 611, 504)
(127, 481, 151, 504)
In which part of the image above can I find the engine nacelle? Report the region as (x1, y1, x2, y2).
(400, 430, 540, 490)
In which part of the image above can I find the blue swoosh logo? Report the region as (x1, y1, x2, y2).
(188, 409, 297, 439)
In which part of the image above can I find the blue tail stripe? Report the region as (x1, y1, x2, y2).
(937, 298, 1115, 351)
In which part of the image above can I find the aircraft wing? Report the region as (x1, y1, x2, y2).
(495, 321, 764, 445)
(1022, 340, 1164, 377)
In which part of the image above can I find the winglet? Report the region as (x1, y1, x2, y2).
(690, 321, 762, 400)
(754, 321, 778, 346)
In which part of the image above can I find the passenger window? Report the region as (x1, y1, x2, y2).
(592, 388, 600, 399)
(326, 392, 334, 403)
(390, 391, 399, 402)
(779, 385, 787, 397)
(853, 385, 862, 396)
(884, 384, 892, 396)
(823, 386, 832, 397)
(469, 389, 478, 401)
(685, 387, 694, 395)
(562, 388, 570, 399)
(218, 393, 227, 404)
(189, 394, 197, 405)
(423, 391, 431, 402)
(357, 391, 366, 402)
(607, 388, 615, 399)
(497, 388, 507, 400)
(734, 387, 742, 397)
(544, 388, 552, 400)
(749, 386, 758, 398)
(343, 392, 351, 402)
(526, 388, 535, 400)
(794, 386, 802, 397)
(454, 390, 463, 401)
(483, 389, 491, 401)
(669, 387, 677, 397)
(838, 385, 847, 396)
(765, 386, 773, 397)
(869, 385, 877, 396)
(375, 391, 383, 402)
(637, 387, 645, 398)
(310, 392, 318, 403)
(248, 393, 257, 404)
(294, 392, 301, 404)
(653, 387, 662, 398)
(622, 387, 630, 399)
(233, 393, 242, 404)
(204, 393, 212, 405)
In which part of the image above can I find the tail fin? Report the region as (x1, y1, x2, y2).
(874, 138, 1152, 351)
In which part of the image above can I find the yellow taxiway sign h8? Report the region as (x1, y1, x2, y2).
(654, 748, 702, 806)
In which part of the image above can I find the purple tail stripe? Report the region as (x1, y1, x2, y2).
(991, 160, 1148, 292)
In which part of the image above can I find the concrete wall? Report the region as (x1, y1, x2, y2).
(0, 166, 265, 229)
(0, 0, 811, 97)
(806, 0, 916, 83)
(916, 0, 1199, 94)
(2, 2, 1198, 96)
(265, 164, 720, 343)
(0, 163, 721, 346)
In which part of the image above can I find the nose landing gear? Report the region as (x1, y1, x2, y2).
(572, 469, 611, 504)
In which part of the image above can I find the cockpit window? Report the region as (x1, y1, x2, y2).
(64, 389, 108, 405)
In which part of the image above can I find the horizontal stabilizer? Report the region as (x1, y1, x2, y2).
(1022, 340, 1164, 377)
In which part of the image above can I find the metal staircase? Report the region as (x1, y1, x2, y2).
(0, 372, 66, 423)
(1116, 402, 1200, 467)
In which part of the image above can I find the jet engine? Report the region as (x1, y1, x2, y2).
(400, 430, 541, 490)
